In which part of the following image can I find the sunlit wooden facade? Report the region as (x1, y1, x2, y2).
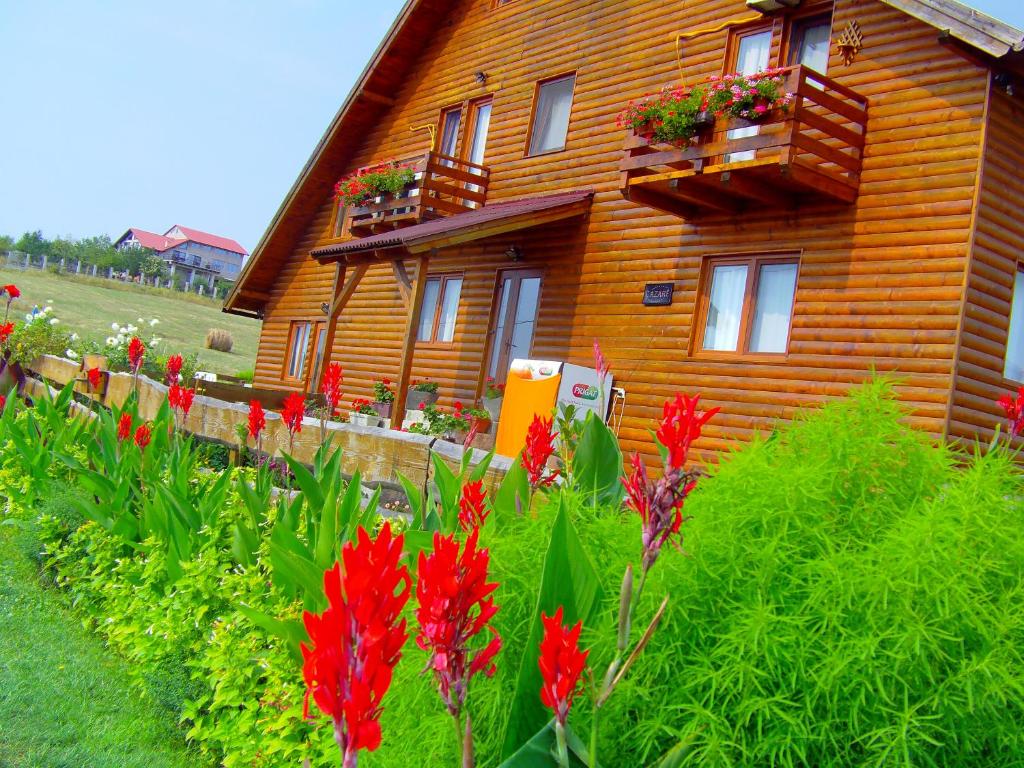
(225, 0, 1024, 459)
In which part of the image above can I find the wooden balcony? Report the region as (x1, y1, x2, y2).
(620, 66, 868, 219)
(348, 152, 490, 235)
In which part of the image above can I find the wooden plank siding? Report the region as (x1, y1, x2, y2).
(947, 84, 1024, 447)
(252, 0, 994, 462)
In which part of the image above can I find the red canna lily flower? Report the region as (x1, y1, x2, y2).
(3, 284, 20, 300)
(458, 479, 490, 531)
(128, 336, 145, 374)
(997, 386, 1024, 438)
(86, 367, 102, 389)
(247, 399, 266, 441)
(178, 387, 195, 418)
(301, 523, 411, 766)
(0, 322, 13, 344)
(282, 392, 305, 439)
(415, 528, 502, 722)
(655, 393, 719, 471)
(0, 394, 6, 412)
(538, 606, 589, 728)
(322, 362, 344, 414)
(134, 423, 151, 449)
(165, 354, 183, 385)
(117, 412, 133, 441)
(593, 339, 609, 382)
(521, 415, 559, 490)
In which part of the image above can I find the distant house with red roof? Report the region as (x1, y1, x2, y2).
(114, 225, 248, 285)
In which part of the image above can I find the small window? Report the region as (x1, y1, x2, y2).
(417, 275, 463, 344)
(331, 199, 350, 239)
(697, 256, 798, 355)
(438, 106, 462, 159)
(284, 321, 313, 381)
(788, 14, 832, 74)
(527, 74, 576, 156)
(1004, 268, 1024, 381)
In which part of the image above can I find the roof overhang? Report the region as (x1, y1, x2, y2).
(880, 0, 1024, 60)
(310, 190, 594, 263)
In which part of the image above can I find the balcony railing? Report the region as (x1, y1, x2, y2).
(347, 151, 490, 235)
(620, 66, 868, 219)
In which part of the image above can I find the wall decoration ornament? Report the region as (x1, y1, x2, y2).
(836, 20, 864, 66)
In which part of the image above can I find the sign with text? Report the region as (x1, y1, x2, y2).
(557, 363, 613, 424)
(643, 282, 674, 306)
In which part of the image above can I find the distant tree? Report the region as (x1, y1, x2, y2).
(138, 252, 166, 279)
(0, 234, 13, 252)
(15, 230, 48, 256)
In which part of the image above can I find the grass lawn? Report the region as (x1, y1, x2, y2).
(0, 267, 260, 376)
(0, 523, 202, 768)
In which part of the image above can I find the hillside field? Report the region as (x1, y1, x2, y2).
(0, 267, 261, 375)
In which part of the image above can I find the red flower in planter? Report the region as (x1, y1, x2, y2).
(301, 523, 411, 764)
(3, 284, 20, 300)
(655, 393, 719, 471)
(321, 362, 344, 414)
(86, 367, 102, 389)
(415, 528, 501, 721)
(538, 606, 589, 728)
(458, 479, 490, 531)
(998, 386, 1024, 438)
(134, 423, 151, 449)
(0, 322, 14, 344)
(281, 392, 305, 437)
(117, 412, 133, 441)
(165, 354, 183, 385)
(247, 400, 265, 441)
(127, 336, 145, 373)
(521, 415, 559, 490)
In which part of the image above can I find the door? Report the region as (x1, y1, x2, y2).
(486, 269, 543, 384)
(725, 28, 772, 164)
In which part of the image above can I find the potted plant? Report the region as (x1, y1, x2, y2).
(704, 68, 793, 122)
(334, 161, 417, 207)
(372, 378, 395, 419)
(617, 85, 712, 146)
(408, 379, 440, 409)
(349, 398, 382, 428)
(482, 376, 505, 423)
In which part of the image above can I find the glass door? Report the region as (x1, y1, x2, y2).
(486, 269, 543, 384)
(725, 28, 772, 164)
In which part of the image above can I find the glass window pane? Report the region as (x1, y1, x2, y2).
(488, 278, 513, 378)
(727, 30, 772, 163)
(437, 278, 463, 342)
(311, 327, 328, 385)
(417, 279, 441, 342)
(529, 75, 575, 155)
(469, 103, 491, 166)
(509, 277, 541, 361)
(750, 263, 798, 353)
(289, 323, 311, 379)
(1004, 270, 1024, 381)
(797, 21, 831, 74)
(703, 264, 748, 351)
(440, 109, 461, 158)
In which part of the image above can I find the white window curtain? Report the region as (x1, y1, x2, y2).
(437, 278, 463, 342)
(529, 76, 575, 155)
(726, 31, 772, 163)
(703, 264, 748, 351)
(417, 279, 441, 342)
(797, 22, 831, 74)
(439, 110, 461, 158)
(749, 263, 798, 353)
(469, 103, 491, 165)
(1004, 270, 1024, 381)
(288, 323, 311, 379)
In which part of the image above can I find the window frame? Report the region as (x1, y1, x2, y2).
(282, 320, 315, 385)
(525, 71, 577, 158)
(326, 198, 351, 241)
(416, 273, 464, 347)
(463, 95, 494, 166)
(437, 104, 465, 160)
(725, 22, 776, 76)
(693, 253, 800, 358)
(784, 9, 834, 71)
(1003, 263, 1024, 384)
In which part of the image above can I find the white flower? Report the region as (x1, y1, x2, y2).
(65, 348, 78, 358)
(111, 322, 120, 331)
(126, 324, 137, 333)
(49, 318, 59, 325)
(150, 318, 159, 326)
(137, 317, 144, 323)
(70, 333, 79, 342)
(25, 314, 32, 322)
(105, 336, 116, 346)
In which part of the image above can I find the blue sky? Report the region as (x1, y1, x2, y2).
(1, 0, 1022, 253)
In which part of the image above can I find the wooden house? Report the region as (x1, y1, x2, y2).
(224, 0, 1024, 459)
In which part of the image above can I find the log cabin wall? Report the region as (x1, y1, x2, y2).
(252, 0, 993, 460)
(947, 84, 1024, 446)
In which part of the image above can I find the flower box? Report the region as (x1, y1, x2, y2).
(408, 387, 439, 409)
(349, 412, 382, 428)
(372, 401, 393, 419)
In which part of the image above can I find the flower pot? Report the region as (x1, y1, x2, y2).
(372, 401, 392, 419)
(445, 430, 468, 445)
(82, 353, 108, 370)
(482, 396, 503, 422)
(349, 412, 381, 428)
(408, 388, 439, 409)
(472, 416, 492, 435)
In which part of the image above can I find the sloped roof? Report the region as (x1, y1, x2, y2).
(881, 0, 1024, 58)
(225, 0, 1024, 316)
(165, 225, 247, 255)
(312, 190, 594, 260)
(117, 228, 184, 251)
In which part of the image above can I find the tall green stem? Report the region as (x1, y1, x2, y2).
(589, 704, 599, 768)
(555, 720, 570, 768)
(454, 711, 464, 767)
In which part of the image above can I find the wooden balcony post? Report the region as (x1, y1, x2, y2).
(391, 252, 430, 429)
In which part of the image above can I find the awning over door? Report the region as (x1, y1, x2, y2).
(310, 189, 594, 262)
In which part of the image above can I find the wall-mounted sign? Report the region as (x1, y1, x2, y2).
(643, 282, 674, 306)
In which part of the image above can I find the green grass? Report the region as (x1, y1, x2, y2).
(0, 522, 202, 768)
(0, 267, 260, 375)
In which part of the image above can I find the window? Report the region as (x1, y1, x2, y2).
(465, 98, 492, 166)
(1004, 268, 1024, 381)
(417, 274, 463, 344)
(330, 199, 350, 239)
(284, 321, 313, 381)
(789, 14, 832, 74)
(527, 73, 576, 156)
(725, 27, 772, 164)
(697, 256, 798, 355)
(438, 106, 462, 159)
